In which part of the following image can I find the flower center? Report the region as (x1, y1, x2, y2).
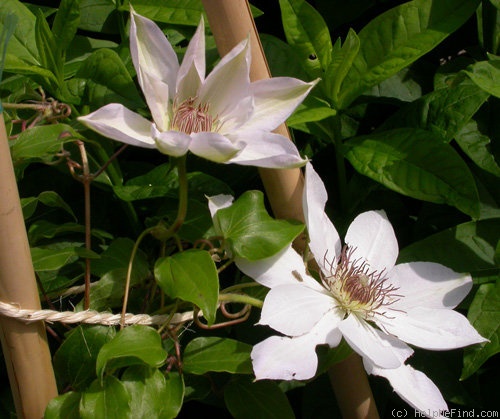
(321, 246, 400, 319)
(171, 96, 218, 134)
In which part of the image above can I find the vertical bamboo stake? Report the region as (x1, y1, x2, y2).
(201, 1, 378, 417)
(0, 113, 58, 417)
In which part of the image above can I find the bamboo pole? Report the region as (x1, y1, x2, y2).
(201, 1, 378, 417)
(0, 113, 58, 417)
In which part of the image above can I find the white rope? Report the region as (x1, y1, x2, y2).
(0, 301, 194, 326)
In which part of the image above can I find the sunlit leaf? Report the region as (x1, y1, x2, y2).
(154, 249, 219, 325)
(183, 337, 253, 375)
(44, 391, 81, 419)
(214, 190, 304, 260)
(337, 0, 481, 108)
(344, 128, 480, 218)
(122, 366, 184, 419)
(462, 282, 500, 379)
(96, 325, 167, 379)
(53, 325, 116, 390)
(80, 376, 131, 419)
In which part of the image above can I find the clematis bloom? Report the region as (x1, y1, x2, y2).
(78, 10, 316, 168)
(219, 162, 486, 416)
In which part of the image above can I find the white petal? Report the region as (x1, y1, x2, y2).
(130, 10, 178, 131)
(235, 244, 321, 289)
(259, 283, 335, 336)
(378, 307, 487, 350)
(251, 335, 318, 381)
(207, 194, 234, 218)
(303, 162, 342, 273)
(240, 77, 319, 132)
(389, 262, 472, 310)
(189, 132, 241, 163)
(345, 210, 398, 274)
(78, 104, 155, 148)
(176, 19, 205, 100)
(365, 360, 448, 418)
(198, 38, 252, 124)
(339, 314, 410, 369)
(152, 125, 191, 156)
(227, 131, 307, 168)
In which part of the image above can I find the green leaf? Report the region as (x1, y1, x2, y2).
(224, 377, 295, 419)
(337, 0, 481, 108)
(80, 376, 131, 419)
(96, 325, 167, 379)
(36, 191, 77, 220)
(214, 190, 304, 260)
(31, 246, 99, 272)
(127, 0, 204, 26)
(1, 0, 39, 67)
(286, 95, 337, 127)
(182, 337, 253, 375)
(464, 58, 500, 98)
(45, 391, 81, 419)
(325, 29, 360, 106)
(91, 238, 149, 277)
(455, 118, 500, 177)
(52, 0, 81, 53)
(279, 0, 332, 77)
(79, 0, 118, 33)
(344, 128, 480, 218)
(379, 81, 489, 141)
(462, 282, 500, 379)
(154, 249, 219, 325)
(122, 366, 184, 419)
(35, 9, 61, 84)
(75, 48, 145, 109)
(9, 124, 81, 163)
(53, 325, 116, 390)
(261, 34, 308, 79)
(398, 218, 500, 276)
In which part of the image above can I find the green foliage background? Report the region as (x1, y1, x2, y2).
(0, 0, 498, 417)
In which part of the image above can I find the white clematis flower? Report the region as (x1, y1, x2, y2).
(228, 162, 487, 416)
(78, 10, 316, 168)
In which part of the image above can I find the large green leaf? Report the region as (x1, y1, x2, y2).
(127, 0, 204, 26)
(73, 48, 145, 109)
(398, 218, 500, 277)
(279, 0, 332, 77)
(122, 366, 184, 419)
(31, 245, 99, 272)
(34, 9, 61, 85)
(154, 249, 219, 325)
(9, 124, 81, 163)
(52, 0, 81, 53)
(45, 391, 81, 419)
(344, 128, 480, 218)
(325, 29, 360, 106)
(80, 376, 131, 419)
(455, 118, 500, 177)
(337, 0, 481, 108)
(21, 190, 76, 220)
(53, 325, 116, 390)
(224, 377, 295, 419)
(1, 0, 39, 67)
(379, 80, 490, 141)
(214, 190, 304, 260)
(182, 337, 253, 375)
(462, 282, 499, 379)
(96, 325, 167, 379)
(464, 57, 500, 98)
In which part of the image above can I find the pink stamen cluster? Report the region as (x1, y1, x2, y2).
(321, 246, 401, 319)
(171, 97, 215, 134)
